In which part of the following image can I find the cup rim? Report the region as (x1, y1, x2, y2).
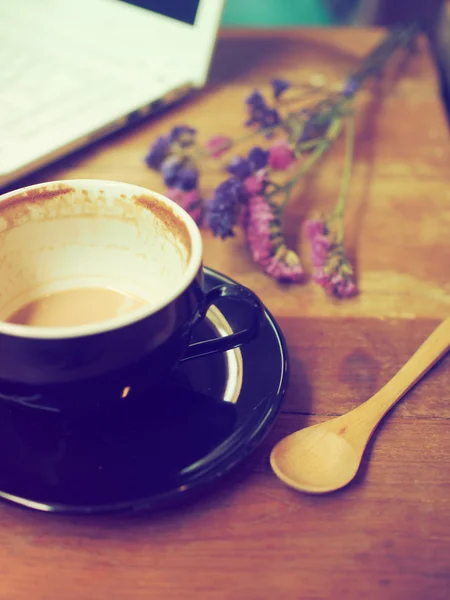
(0, 179, 203, 340)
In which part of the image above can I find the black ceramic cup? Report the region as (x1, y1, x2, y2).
(0, 180, 262, 393)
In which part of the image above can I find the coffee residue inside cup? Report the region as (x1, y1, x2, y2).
(5, 287, 148, 327)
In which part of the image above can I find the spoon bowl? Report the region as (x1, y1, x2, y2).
(271, 318, 450, 494)
(271, 424, 361, 493)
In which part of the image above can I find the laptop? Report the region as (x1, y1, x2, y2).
(0, 0, 225, 188)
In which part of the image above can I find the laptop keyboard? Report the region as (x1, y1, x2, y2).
(0, 1, 177, 178)
(0, 43, 140, 144)
(0, 35, 169, 137)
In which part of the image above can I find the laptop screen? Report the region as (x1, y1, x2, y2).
(119, 0, 200, 25)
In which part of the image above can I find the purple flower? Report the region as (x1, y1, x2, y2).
(246, 90, 266, 107)
(271, 78, 290, 99)
(227, 157, 252, 180)
(161, 156, 198, 191)
(342, 76, 360, 98)
(304, 218, 357, 298)
(177, 166, 198, 191)
(161, 156, 183, 186)
(245, 89, 280, 133)
(227, 147, 269, 181)
(247, 107, 280, 132)
(244, 195, 303, 283)
(145, 136, 170, 170)
(208, 177, 246, 239)
(169, 125, 196, 147)
(166, 188, 204, 224)
(264, 108, 280, 129)
(248, 146, 269, 171)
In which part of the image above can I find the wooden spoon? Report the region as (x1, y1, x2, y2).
(270, 318, 450, 494)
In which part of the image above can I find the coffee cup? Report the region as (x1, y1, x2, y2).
(0, 179, 262, 394)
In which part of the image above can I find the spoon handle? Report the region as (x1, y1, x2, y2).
(351, 317, 450, 428)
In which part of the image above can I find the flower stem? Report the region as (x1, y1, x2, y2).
(269, 116, 343, 204)
(347, 23, 420, 92)
(333, 114, 355, 241)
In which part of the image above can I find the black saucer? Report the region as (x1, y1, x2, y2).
(0, 268, 288, 514)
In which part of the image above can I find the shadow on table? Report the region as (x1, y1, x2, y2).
(208, 32, 359, 86)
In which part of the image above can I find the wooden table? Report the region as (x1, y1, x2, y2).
(1, 29, 450, 600)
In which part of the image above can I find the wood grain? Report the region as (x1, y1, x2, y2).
(1, 28, 450, 600)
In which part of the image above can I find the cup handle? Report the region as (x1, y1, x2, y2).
(181, 283, 263, 362)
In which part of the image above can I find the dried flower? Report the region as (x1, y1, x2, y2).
(268, 140, 295, 170)
(260, 108, 281, 131)
(227, 156, 252, 180)
(145, 136, 170, 170)
(244, 195, 303, 282)
(161, 156, 198, 191)
(228, 147, 269, 182)
(169, 125, 196, 147)
(246, 90, 266, 108)
(144, 26, 418, 298)
(205, 135, 233, 158)
(342, 76, 360, 98)
(248, 146, 269, 171)
(161, 156, 182, 185)
(177, 167, 198, 191)
(304, 219, 326, 239)
(244, 171, 267, 195)
(304, 219, 331, 266)
(166, 188, 204, 224)
(304, 218, 357, 298)
(271, 78, 291, 99)
(208, 178, 247, 239)
(245, 90, 280, 132)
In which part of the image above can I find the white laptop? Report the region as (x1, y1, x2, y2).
(0, 0, 225, 188)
